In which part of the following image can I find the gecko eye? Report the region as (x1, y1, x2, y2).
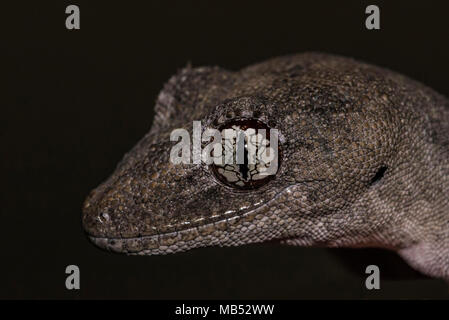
(210, 119, 280, 190)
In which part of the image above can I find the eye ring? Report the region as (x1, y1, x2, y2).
(209, 118, 281, 191)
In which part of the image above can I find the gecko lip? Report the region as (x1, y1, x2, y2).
(84, 205, 261, 254)
(84, 202, 269, 254)
(84, 183, 316, 255)
(86, 222, 230, 255)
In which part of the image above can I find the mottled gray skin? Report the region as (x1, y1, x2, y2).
(83, 53, 449, 280)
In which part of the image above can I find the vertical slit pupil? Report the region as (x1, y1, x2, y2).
(239, 144, 249, 180)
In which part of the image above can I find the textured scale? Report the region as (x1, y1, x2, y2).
(82, 53, 449, 281)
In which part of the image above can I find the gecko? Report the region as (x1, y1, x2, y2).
(82, 53, 449, 281)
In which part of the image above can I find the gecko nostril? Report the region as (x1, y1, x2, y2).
(99, 211, 110, 223)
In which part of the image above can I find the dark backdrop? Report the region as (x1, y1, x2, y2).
(2, 0, 449, 299)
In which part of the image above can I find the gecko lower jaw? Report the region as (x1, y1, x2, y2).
(87, 228, 222, 256)
(87, 206, 277, 255)
(85, 184, 320, 255)
(86, 219, 233, 255)
(88, 234, 161, 255)
(86, 215, 252, 255)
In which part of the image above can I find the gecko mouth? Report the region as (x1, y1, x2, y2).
(85, 182, 321, 255)
(86, 207, 271, 255)
(87, 223, 314, 256)
(86, 203, 267, 255)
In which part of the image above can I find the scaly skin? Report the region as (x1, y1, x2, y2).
(82, 53, 449, 280)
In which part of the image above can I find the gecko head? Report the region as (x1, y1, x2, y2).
(82, 96, 292, 254)
(83, 73, 399, 255)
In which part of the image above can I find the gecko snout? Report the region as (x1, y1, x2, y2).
(82, 170, 145, 240)
(82, 186, 119, 239)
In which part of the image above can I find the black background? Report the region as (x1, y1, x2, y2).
(2, 1, 449, 299)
